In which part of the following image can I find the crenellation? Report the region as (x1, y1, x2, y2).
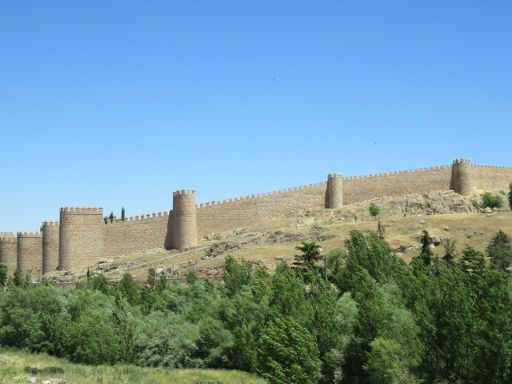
(5, 158, 512, 274)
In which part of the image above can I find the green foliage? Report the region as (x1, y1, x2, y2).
(441, 238, 457, 265)
(186, 270, 199, 285)
(486, 230, 512, 271)
(257, 316, 321, 384)
(482, 192, 504, 209)
(1, 230, 512, 384)
(419, 230, 434, 267)
(12, 269, 22, 287)
(0, 264, 7, 287)
(342, 230, 397, 288)
(222, 256, 252, 296)
(119, 273, 139, 305)
(509, 183, 512, 210)
(121, 206, 126, 221)
(368, 203, 381, 218)
(293, 241, 323, 275)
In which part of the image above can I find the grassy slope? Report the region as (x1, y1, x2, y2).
(100, 211, 512, 281)
(0, 349, 266, 384)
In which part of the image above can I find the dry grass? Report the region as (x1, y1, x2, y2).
(97, 210, 512, 281)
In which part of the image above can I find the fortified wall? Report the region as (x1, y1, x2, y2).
(1, 159, 512, 276)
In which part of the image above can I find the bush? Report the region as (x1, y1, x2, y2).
(509, 183, 512, 209)
(368, 203, 380, 218)
(482, 192, 504, 209)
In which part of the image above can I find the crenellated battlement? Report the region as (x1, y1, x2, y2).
(3, 157, 511, 274)
(173, 190, 196, 196)
(60, 207, 103, 214)
(472, 163, 512, 169)
(104, 211, 169, 225)
(196, 181, 327, 209)
(344, 164, 451, 181)
(42, 221, 59, 227)
(17, 231, 42, 237)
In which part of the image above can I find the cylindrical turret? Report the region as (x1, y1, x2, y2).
(59, 207, 104, 271)
(171, 190, 197, 250)
(326, 173, 343, 208)
(0, 234, 17, 273)
(17, 232, 42, 278)
(42, 221, 59, 274)
(450, 159, 474, 196)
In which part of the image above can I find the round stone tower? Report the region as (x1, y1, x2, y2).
(171, 190, 197, 250)
(59, 207, 104, 271)
(451, 159, 474, 196)
(17, 232, 42, 278)
(42, 221, 59, 274)
(0, 234, 17, 273)
(326, 173, 343, 209)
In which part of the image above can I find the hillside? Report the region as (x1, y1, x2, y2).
(50, 189, 512, 283)
(0, 349, 266, 384)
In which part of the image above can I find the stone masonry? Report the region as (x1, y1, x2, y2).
(2, 158, 512, 277)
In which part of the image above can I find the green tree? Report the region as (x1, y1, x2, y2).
(365, 338, 419, 384)
(0, 264, 7, 287)
(369, 203, 381, 218)
(12, 269, 22, 287)
(486, 230, 512, 271)
(121, 206, 126, 221)
(258, 316, 321, 384)
(119, 273, 139, 305)
(441, 238, 457, 266)
(419, 230, 433, 267)
(342, 230, 396, 288)
(223, 256, 252, 296)
(146, 267, 157, 289)
(293, 242, 323, 280)
(508, 183, 512, 209)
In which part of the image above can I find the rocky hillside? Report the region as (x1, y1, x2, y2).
(50, 189, 511, 284)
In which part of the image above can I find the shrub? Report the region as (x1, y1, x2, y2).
(368, 203, 380, 218)
(508, 183, 512, 209)
(482, 192, 504, 209)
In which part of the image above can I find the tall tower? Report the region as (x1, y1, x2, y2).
(170, 190, 197, 250)
(326, 173, 343, 209)
(59, 207, 104, 271)
(0, 234, 17, 273)
(450, 159, 474, 196)
(42, 221, 59, 274)
(17, 232, 42, 278)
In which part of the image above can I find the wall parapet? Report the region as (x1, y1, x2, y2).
(17, 232, 42, 237)
(472, 163, 512, 169)
(104, 211, 169, 225)
(60, 207, 103, 215)
(344, 164, 451, 181)
(196, 181, 327, 209)
(42, 221, 59, 227)
(173, 190, 196, 196)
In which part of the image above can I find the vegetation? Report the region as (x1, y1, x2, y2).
(509, 183, 512, 209)
(368, 203, 380, 218)
(482, 192, 504, 209)
(0, 348, 265, 384)
(1, 228, 512, 383)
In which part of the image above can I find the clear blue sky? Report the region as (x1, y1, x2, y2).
(1, 1, 511, 232)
